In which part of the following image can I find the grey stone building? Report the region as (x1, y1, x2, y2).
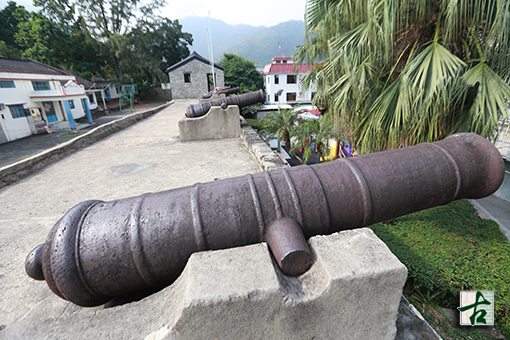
(167, 52, 225, 99)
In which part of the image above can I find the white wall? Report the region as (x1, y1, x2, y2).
(0, 73, 88, 141)
(265, 73, 316, 104)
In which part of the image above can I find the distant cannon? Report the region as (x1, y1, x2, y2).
(200, 86, 240, 99)
(186, 89, 264, 118)
(25, 133, 504, 307)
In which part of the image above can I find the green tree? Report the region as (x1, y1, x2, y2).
(121, 18, 192, 84)
(0, 1, 30, 58)
(14, 12, 108, 79)
(219, 53, 264, 92)
(71, 0, 164, 82)
(296, 0, 510, 153)
(291, 118, 333, 164)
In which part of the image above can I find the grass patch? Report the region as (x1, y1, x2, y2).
(370, 200, 510, 338)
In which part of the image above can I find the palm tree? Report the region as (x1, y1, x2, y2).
(260, 109, 299, 151)
(291, 117, 333, 164)
(296, 0, 510, 153)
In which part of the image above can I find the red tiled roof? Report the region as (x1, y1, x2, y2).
(262, 63, 315, 75)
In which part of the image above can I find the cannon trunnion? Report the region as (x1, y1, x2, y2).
(25, 133, 504, 307)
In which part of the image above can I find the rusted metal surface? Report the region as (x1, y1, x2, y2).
(201, 86, 240, 99)
(265, 217, 312, 276)
(26, 133, 504, 307)
(186, 89, 264, 118)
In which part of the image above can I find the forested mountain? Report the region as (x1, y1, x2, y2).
(180, 17, 305, 67)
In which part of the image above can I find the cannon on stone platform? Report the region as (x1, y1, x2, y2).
(25, 133, 504, 307)
(186, 89, 264, 118)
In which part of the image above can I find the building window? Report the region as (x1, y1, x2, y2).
(60, 81, 67, 86)
(275, 75, 279, 84)
(311, 92, 317, 100)
(267, 95, 270, 102)
(274, 93, 279, 102)
(32, 81, 51, 91)
(0, 80, 15, 88)
(9, 105, 26, 119)
(68, 100, 75, 109)
(184, 73, 191, 83)
(286, 92, 296, 101)
(287, 75, 296, 84)
(266, 76, 270, 84)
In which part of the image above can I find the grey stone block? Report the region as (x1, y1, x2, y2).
(1, 228, 408, 340)
(178, 105, 241, 141)
(395, 296, 442, 340)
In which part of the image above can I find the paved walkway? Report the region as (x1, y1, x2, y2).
(0, 102, 164, 168)
(0, 99, 260, 326)
(471, 195, 510, 242)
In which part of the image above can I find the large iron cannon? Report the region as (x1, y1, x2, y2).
(186, 89, 264, 118)
(25, 133, 504, 307)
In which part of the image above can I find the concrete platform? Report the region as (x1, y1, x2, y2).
(178, 105, 241, 141)
(1, 228, 408, 340)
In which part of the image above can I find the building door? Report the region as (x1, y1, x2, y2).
(42, 102, 57, 123)
(207, 73, 215, 92)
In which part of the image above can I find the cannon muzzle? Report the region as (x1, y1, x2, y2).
(186, 89, 264, 118)
(26, 133, 504, 306)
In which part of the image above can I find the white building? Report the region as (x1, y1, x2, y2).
(0, 58, 93, 143)
(262, 57, 317, 105)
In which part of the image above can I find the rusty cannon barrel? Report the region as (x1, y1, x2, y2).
(218, 86, 240, 95)
(25, 133, 504, 307)
(201, 86, 241, 99)
(186, 89, 264, 118)
(200, 87, 240, 99)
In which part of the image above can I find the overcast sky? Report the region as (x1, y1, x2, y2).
(1, 0, 308, 27)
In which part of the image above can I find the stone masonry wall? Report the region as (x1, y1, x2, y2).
(169, 59, 224, 99)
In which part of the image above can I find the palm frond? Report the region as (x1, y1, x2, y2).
(454, 62, 510, 137)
